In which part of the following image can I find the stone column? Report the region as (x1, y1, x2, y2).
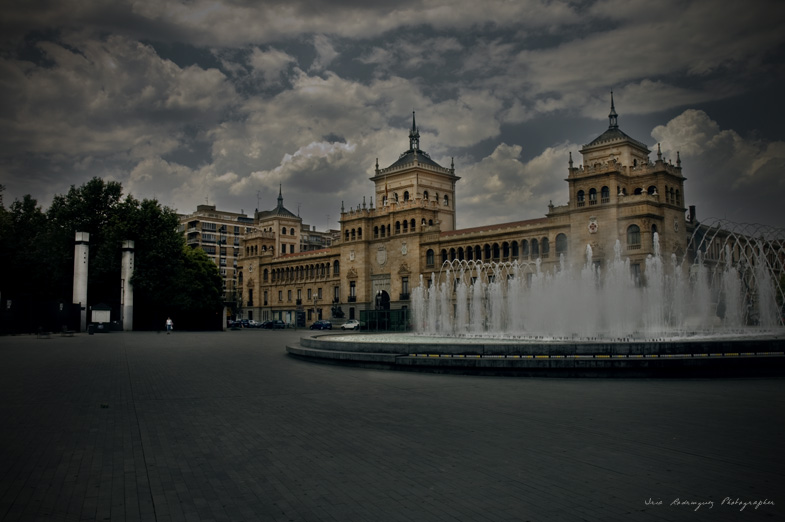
(73, 232, 89, 332)
(121, 240, 135, 331)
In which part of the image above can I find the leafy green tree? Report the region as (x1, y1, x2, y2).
(2, 177, 224, 331)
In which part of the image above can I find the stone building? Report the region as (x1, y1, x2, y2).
(237, 100, 688, 327)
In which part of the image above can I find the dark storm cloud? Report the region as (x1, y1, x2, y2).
(1, 0, 784, 230)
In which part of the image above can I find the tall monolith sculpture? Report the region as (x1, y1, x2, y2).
(121, 240, 134, 331)
(73, 232, 89, 331)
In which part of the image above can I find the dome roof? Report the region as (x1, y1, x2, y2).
(384, 111, 446, 170)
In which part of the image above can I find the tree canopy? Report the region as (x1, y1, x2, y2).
(0, 178, 224, 331)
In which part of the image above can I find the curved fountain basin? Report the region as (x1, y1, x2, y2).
(287, 331, 785, 376)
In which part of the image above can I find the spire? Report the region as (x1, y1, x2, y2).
(409, 111, 420, 151)
(657, 143, 662, 161)
(277, 184, 283, 207)
(569, 151, 573, 168)
(676, 151, 681, 167)
(609, 91, 618, 129)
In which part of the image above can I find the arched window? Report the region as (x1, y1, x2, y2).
(634, 187, 643, 195)
(466, 246, 473, 261)
(450, 248, 456, 261)
(511, 241, 519, 258)
(555, 233, 568, 256)
(394, 192, 399, 203)
(601, 186, 610, 203)
(382, 195, 388, 206)
(443, 195, 449, 207)
(403, 220, 408, 232)
(492, 243, 500, 259)
(484, 244, 491, 260)
(532, 239, 539, 256)
(577, 190, 585, 206)
(502, 242, 510, 258)
(395, 221, 401, 234)
(344, 230, 349, 241)
(357, 227, 362, 239)
(351, 229, 356, 240)
(589, 188, 597, 204)
(435, 193, 439, 205)
(290, 228, 295, 235)
(521, 240, 529, 257)
(627, 224, 641, 249)
(541, 237, 550, 257)
(238, 272, 243, 286)
(675, 190, 680, 205)
(333, 260, 340, 276)
(374, 226, 379, 238)
(458, 247, 464, 260)
(282, 227, 287, 235)
(423, 190, 429, 201)
(262, 245, 267, 252)
(441, 249, 448, 263)
(428, 219, 433, 226)
(410, 219, 416, 231)
(263, 269, 268, 282)
(426, 249, 435, 266)
(403, 191, 409, 202)
(647, 185, 657, 195)
(474, 245, 481, 260)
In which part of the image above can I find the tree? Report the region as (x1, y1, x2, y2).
(2, 178, 224, 331)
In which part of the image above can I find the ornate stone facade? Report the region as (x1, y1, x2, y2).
(238, 102, 688, 326)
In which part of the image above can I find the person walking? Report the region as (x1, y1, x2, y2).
(166, 317, 173, 334)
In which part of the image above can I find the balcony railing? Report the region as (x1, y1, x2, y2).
(348, 296, 357, 302)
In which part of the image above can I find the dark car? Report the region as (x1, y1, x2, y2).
(240, 319, 250, 328)
(309, 320, 332, 330)
(258, 321, 272, 329)
(264, 320, 286, 329)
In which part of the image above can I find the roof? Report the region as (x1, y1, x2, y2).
(584, 127, 650, 151)
(383, 111, 447, 170)
(257, 186, 299, 220)
(440, 217, 550, 238)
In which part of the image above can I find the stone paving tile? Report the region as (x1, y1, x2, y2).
(1, 330, 783, 521)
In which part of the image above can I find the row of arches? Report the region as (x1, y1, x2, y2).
(426, 234, 569, 266)
(576, 185, 680, 207)
(345, 217, 438, 241)
(266, 260, 341, 283)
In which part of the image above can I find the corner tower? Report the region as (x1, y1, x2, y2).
(370, 112, 460, 231)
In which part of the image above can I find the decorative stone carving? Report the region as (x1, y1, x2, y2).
(377, 245, 387, 266)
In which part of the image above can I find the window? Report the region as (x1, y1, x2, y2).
(334, 286, 340, 301)
(317, 288, 322, 299)
(282, 227, 286, 235)
(589, 188, 597, 205)
(531, 239, 539, 256)
(297, 289, 302, 300)
(555, 234, 568, 256)
(410, 219, 415, 231)
(502, 242, 510, 258)
(403, 220, 408, 232)
(350, 281, 356, 297)
(382, 195, 388, 206)
(290, 228, 295, 235)
(511, 241, 519, 258)
(281, 245, 286, 254)
(484, 244, 491, 260)
(443, 195, 449, 207)
(492, 244, 500, 259)
(440, 249, 448, 263)
(333, 260, 340, 276)
(289, 245, 294, 254)
(374, 226, 379, 238)
(395, 221, 401, 234)
(263, 269, 268, 282)
(278, 290, 283, 301)
(287, 290, 292, 301)
(351, 229, 356, 240)
(358, 227, 362, 239)
(307, 289, 312, 300)
(394, 192, 399, 203)
(601, 186, 610, 203)
(648, 185, 657, 195)
(426, 249, 435, 266)
(627, 224, 641, 249)
(541, 237, 550, 258)
(423, 190, 429, 200)
(404, 191, 409, 202)
(577, 190, 585, 207)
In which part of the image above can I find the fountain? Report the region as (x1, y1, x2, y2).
(410, 230, 783, 340)
(288, 219, 785, 376)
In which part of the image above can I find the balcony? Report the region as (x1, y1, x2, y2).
(399, 293, 410, 301)
(348, 296, 357, 302)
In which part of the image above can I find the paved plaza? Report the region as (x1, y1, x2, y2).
(0, 330, 782, 522)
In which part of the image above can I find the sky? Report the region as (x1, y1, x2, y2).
(1, 0, 784, 231)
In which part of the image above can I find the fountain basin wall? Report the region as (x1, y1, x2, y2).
(287, 333, 785, 377)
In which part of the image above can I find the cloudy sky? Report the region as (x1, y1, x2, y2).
(2, 0, 784, 230)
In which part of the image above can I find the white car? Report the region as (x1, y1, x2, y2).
(341, 319, 360, 330)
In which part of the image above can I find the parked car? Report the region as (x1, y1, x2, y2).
(309, 320, 332, 330)
(240, 319, 251, 328)
(258, 321, 272, 329)
(340, 319, 360, 330)
(264, 320, 286, 329)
